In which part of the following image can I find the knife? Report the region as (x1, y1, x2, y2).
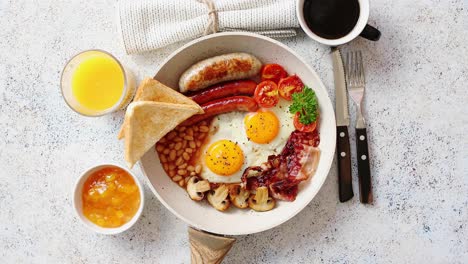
(331, 48, 354, 202)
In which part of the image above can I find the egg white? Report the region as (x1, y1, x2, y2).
(198, 99, 295, 183)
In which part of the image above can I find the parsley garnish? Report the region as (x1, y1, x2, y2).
(289, 86, 319, 125)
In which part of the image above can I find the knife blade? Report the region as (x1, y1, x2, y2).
(332, 49, 349, 126)
(331, 48, 353, 202)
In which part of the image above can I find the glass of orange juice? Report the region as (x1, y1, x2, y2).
(61, 50, 136, 116)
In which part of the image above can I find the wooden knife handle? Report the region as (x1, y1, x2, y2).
(188, 227, 236, 264)
(356, 128, 373, 204)
(336, 126, 353, 202)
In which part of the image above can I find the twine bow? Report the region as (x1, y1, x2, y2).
(197, 0, 219, 35)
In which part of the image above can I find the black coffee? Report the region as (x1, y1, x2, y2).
(303, 0, 360, 40)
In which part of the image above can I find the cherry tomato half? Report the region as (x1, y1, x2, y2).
(293, 112, 317, 132)
(254, 80, 279, 108)
(278, 75, 304, 100)
(261, 64, 288, 83)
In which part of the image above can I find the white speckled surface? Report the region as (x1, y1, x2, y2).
(0, 0, 467, 263)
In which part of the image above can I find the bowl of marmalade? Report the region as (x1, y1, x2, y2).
(73, 164, 144, 234)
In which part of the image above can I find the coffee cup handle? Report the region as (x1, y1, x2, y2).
(360, 24, 381, 41)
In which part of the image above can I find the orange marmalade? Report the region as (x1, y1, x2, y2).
(82, 166, 140, 228)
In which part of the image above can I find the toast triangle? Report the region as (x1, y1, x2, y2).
(118, 78, 202, 139)
(124, 101, 201, 168)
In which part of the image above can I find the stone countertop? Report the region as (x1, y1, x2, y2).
(0, 0, 467, 263)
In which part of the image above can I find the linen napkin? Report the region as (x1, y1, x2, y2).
(118, 0, 299, 54)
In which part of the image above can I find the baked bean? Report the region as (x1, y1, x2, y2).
(167, 131, 176, 140)
(187, 128, 193, 136)
(168, 150, 176, 161)
(189, 141, 196, 149)
(169, 170, 176, 177)
(172, 175, 182, 182)
(199, 126, 209, 132)
(184, 135, 194, 141)
(162, 124, 214, 187)
(175, 142, 182, 150)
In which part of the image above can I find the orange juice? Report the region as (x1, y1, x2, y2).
(71, 52, 125, 111)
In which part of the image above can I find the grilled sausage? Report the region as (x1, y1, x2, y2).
(182, 96, 258, 126)
(179, 53, 262, 93)
(188, 80, 257, 104)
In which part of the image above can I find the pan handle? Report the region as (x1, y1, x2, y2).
(188, 227, 236, 264)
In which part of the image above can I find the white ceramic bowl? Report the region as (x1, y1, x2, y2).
(139, 32, 336, 235)
(73, 164, 145, 235)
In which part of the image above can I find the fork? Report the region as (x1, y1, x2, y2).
(345, 51, 373, 204)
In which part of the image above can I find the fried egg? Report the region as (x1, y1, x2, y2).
(199, 99, 295, 183)
(204, 140, 244, 176)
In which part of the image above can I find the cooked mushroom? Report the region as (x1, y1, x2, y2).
(207, 184, 230, 211)
(248, 186, 275, 212)
(186, 176, 211, 201)
(229, 185, 250, 209)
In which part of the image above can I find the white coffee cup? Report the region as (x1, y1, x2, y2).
(296, 0, 380, 46)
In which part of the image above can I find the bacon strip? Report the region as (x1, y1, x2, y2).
(241, 130, 320, 201)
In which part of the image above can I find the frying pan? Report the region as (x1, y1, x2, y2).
(139, 32, 336, 262)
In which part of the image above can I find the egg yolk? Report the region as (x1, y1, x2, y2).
(244, 110, 280, 144)
(204, 140, 244, 176)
